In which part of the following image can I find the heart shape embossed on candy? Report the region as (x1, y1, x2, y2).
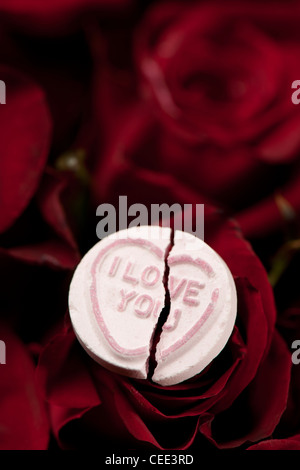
(90, 237, 166, 357)
(69, 226, 237, 386)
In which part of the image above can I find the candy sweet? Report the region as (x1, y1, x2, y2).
(69, 226, 237, 385)
(153, 230, 237, 386)
(69, 226, 171, 379)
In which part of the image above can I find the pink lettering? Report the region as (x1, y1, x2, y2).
(134, 294, 154, 318)
(169, 276, 187, 299)
(141, 265, 161, 287)
(183, 280, 205, 306)
(108, 256, 121, 277)
(122, 261, 139, 285)
(163, 309, 181, 331)
(152, 299, 162, 318)
(117, 289, 137, 312)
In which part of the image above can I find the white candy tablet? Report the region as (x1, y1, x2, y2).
(69, 226, 171, 379)
(152, 230, 237, 386)
(69, 226, 237, 385)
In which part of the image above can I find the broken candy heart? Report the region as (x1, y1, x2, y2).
(153, 230, 237, 386)
(69, 226, 170, 380)
(68, 226, 237, 385)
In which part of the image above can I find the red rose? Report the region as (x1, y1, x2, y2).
(91, 1, 300, 244)
(37, 205, 291, 450)
(0, 70, 72, 281)
(135, 2, 300, 152)
(0, 0, 296, 452)
(0, 65, 81, 267)
(0, 66, 82, 344)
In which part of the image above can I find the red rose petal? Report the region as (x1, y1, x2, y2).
(257, 113, 300, 163)
(1, 166, 80, 269)
(0, 0, 134, 35)
(37, 168, 78, 250)
(248, 435, 300, 450)
(37, 328, 101, 409)
(200, 330, 291, 448)
(0, 66, 51, 234)
(204, 277, 269, 416)
(3, 240, 79, 269)
(91, 369, 201, 450)
(0, 322, 49, 450)
(207, 212, 277, 352)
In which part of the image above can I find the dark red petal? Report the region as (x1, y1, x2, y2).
(0, 322, 49, 449)
(91, 368, 201, 450)
(2, 240, 79, 270)
(247, 435, 300, 450)
(0, 66, 51, 234)
(36, 327, 101, 409)
(0, 0, 134, 35)
(207, 214, 277, 351)
(37, 168, 78, 250)
(257, 113, 300, 163)
(0, 167, 80, 269)
(205, 278, 268, 415)
(200, 330, 291, 448)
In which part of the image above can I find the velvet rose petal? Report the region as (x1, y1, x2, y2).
(1, 168, 80, 269)
(3, 241, 79, 270)
(247, 435, 300, 450)
(200, 330, 291, 448)
(0, 322, 49, 450)
(139, 327, 245, 416)
(206, 213, 277, 352)
(37, 169, 79, 251)
(0, 0, 134, 35)
(0, 66, 51, 234)
(92, 370, 201, 450)
(193, 277, 268, 417)
(275, 308, 300, 438)
(39, 327, 202, 449)
(135, 2, 300, 146)
(37, 328, 101, 409)
(257, 114, 300, 163)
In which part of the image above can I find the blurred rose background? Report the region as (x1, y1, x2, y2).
(0, 0, 300, 450)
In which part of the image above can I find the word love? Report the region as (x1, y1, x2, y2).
(108, 256, 205, 324)
(69, 226, 237, 386)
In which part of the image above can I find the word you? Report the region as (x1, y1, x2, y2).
(109, 256, 204, 330)
(0, 80, 5, 104)
(291, 340, 300, 364)
(96, 196, 204, 241)
(0, 340, 6, 364)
